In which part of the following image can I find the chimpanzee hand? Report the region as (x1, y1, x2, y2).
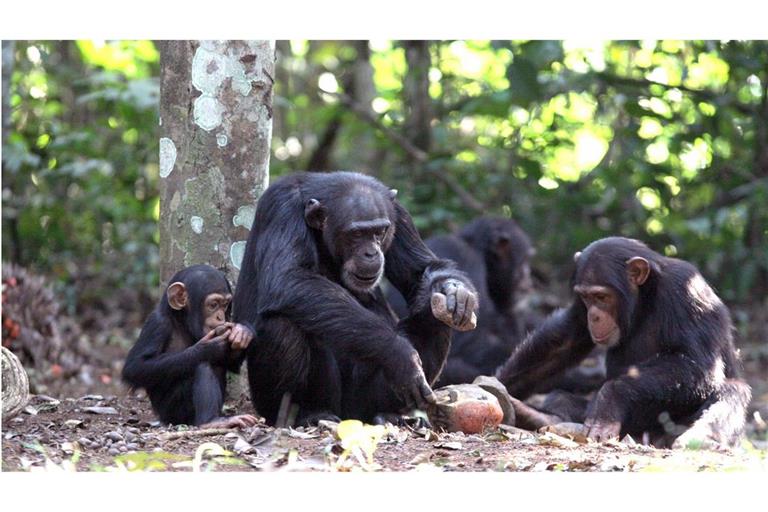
(584, 382, 624, 442)
(430, 278, 478, 332)
(195, 326, 232, 364)
(584, 418, 622, 442)
(227, 322, 254, 350)
(384, 344, 437, 410)
(200, 414, 260, 429)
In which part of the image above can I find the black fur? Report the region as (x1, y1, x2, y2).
(122, 265, 240, 426)
(232, 171, 476, 425)
(496, 237, 751, 446)
(389, 216, 533, 385)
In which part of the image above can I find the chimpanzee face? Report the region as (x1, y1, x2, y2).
(573, 242, 651, 348)
(201, 292, 233, 333)
(304, 186, 397, 294)
(574, 284, 621, 347)
(472, 217, 535, 293)
(166, 265, 232, 339)
(335, 218, 392, 292)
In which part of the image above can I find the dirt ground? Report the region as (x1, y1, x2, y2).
(3, 286, 767, 473)
(3, 378, 767, 473)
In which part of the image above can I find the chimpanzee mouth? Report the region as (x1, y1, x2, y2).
(591, 328, 620, 347)
(352, 272, 379, 285)
(346, 270, 382, 290)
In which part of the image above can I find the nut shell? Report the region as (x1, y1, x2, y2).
(428, 384, 504, 434)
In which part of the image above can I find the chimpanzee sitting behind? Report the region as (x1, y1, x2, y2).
(232, 171, 479, 426)
(496, 237, 751, 447)
(428, 216, 534, 385)
(123, 265, 258, 428)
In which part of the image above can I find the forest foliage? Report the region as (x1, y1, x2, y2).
(3, 40, 767, 324)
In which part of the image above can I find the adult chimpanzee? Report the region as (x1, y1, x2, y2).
(420, 216, 534, 385)
(123, 265, 258, 428)
(496, 237, 751, 447)
(232, 171, 479, 426)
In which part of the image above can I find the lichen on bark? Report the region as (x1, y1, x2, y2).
(159, 40, 274, 286)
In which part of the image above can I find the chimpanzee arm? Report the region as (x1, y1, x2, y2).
(385, 202, 475, 316)
(384, 201, 478, 379)
(122, 311, 229, 390)
(385, 201, 478, 326)
(496, 305, 594, 399)
(585, 351, 712, 437)
(264, 270, 438, 408)
(268, 271, 415, 362)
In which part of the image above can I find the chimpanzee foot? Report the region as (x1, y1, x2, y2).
(372, 413, 432, 430)
(199, 414, 259, 429)
(509, 397, 565, 431)
(671, 426, 720, 450)
(296, 411, 342, 426)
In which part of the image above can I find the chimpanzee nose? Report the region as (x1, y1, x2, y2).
(364, 248, 377, 259)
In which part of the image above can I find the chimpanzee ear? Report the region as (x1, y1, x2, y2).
(626, 257, 650, 286)
(304, 198, 326, 230)
(573, 251, 582, 263)
(167, 282, 188, 310)
(388, 189, 398, 201)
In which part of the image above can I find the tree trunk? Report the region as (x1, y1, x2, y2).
(2, 41, 13, 144)
(158, 40, 275, 287)
(746, 65, 768, 301)
(348, 40, 384, 176)
(402, 40, 433, 153)
(2, 346, 29, 421)
(306, 41, 378, 172)
(2, 41, 23, 264)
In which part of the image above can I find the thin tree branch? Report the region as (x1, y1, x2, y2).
(319, 87, 485, 213)
(595, 71, 755, 115)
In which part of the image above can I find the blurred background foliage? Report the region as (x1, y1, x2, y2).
(2, 40, 767, 337)
(3, 40, 160, 324)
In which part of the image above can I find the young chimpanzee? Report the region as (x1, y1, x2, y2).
(232, 171, 479, 426)
(123, 265, 258, 428)
(496, 237, 751, 447)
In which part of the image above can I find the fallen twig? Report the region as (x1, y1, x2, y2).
(159, 428, 237, 441)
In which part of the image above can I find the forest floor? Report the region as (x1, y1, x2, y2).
(3, 363, 768, 473)
(3, 285, 768, 473)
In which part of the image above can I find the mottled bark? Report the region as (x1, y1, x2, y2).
(2, 346, 29, 421)
(158, 40, 275, 287)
